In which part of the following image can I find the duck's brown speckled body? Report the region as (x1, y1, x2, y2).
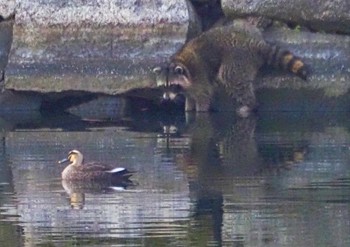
(58, 150, 133, 181)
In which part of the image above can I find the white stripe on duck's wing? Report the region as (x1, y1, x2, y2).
(109, 186, 126, 191)
(106, 167, 126, 173)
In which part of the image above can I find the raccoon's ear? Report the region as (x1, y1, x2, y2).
(174, 65, 185, 75)
(152, 66, 162, 75)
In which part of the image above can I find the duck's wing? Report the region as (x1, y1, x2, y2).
(78, 162, 112, 172)
(77, 163, 133, 178)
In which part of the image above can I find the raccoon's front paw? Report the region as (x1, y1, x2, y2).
(163, 92, 178, 101)
(237, 105, 251, 118)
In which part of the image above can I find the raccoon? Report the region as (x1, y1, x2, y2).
(154, 22, 309, 115)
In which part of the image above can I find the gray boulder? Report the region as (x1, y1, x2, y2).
(5, 0, 198, 97)
(0, 0, 15, 19)
(0, 19, 13, 85)
(222, 0, 350, 34)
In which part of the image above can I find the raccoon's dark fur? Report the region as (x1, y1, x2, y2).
(154, 21, 309, 115)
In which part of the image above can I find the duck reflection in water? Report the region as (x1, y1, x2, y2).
(58, 149, 135, 209)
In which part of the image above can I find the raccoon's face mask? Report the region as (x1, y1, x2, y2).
(168, 63, 192, 89)
(153, 65, 185, 101)
(153, 63, 192, 89)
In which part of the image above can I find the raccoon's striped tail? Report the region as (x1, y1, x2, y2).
(265, 45, 310, 80)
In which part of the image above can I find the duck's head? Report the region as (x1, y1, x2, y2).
(58, 150, 84, 166)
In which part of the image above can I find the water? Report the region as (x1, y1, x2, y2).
(0, 110, 350, 247)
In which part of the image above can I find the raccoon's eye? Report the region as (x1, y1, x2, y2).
(174, 65, 184, 75)
(152, 66, 162, 75)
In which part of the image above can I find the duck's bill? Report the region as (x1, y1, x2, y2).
(58, 158, 69, 164)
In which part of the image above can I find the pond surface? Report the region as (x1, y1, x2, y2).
(0, 110, 350, 247)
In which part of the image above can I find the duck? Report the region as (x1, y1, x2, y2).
(58, 149, 134, 181)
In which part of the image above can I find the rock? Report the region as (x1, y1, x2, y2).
(0, 90, 42, 112)
(0, 19, 13, 87)
(190, 0, 224, 31)
(222, 0, 350, 34)
(3, 0, 350, 112)
(5, 0, 200, 97)
(0, 0, 15, 19)
(185, 0, 203, 39)
(66, 95, 128, 120)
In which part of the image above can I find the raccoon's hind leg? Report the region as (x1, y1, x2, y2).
(185, 97, 196, 111)
(217, 51, 259, 116)
(185, 96, 212, 112)
(218, 66, 257, 116)
(234, 81, 256, 117)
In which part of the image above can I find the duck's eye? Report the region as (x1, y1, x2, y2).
(174, 65, 184, 75)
